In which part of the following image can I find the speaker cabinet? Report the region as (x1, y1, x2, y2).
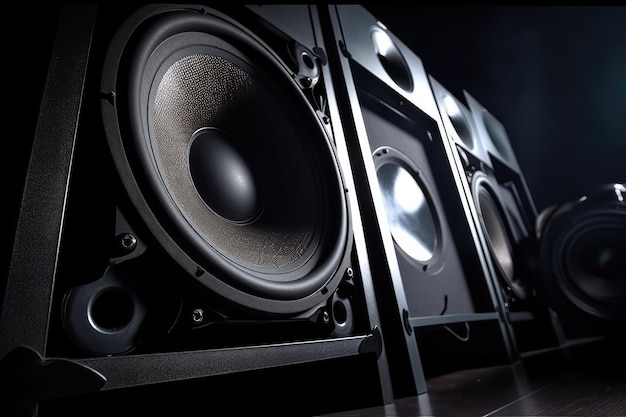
(324, 5, 514, 397)
(0, 5, 393, 415)
(429, 82, 562, 355)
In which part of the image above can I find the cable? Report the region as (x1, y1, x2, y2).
(444, 322, 470, 342)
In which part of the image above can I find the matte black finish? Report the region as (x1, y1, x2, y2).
(0, 3, 97, 360)
(1, 4, 394, 415)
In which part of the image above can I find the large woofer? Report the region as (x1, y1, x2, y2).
(473, 173, 528, 300)
(538, 183, 626, 321)
(101, 6, 349, 316)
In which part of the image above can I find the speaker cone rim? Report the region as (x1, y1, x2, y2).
(545, 211, 626, 320)
(101, 6, 350, 314)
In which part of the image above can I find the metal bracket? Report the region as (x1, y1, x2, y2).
(358, 326, 384, 359)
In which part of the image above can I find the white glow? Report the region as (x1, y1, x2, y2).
(393, 167, 424, 213)
(614, 183, 625, 202)
(372, 29, 394, 57)
(390, 224, 433, 262)
(378, 164, 436, 262)
(443, 95, 461, 119)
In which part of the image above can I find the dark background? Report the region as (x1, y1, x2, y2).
(364, 5, 626, 213)
(1, 6, 624, 415)
(5, 5, 626, 274)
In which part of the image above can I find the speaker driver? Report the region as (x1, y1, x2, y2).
(566, 226, 624, 300)
(441, 94, 474, 150)
(538, 183, 626, 321)
(473, 173, 528, 300)
(102, 7, 349, 315)
(371, 27, 413, 93)
(373, 146, 443, 273)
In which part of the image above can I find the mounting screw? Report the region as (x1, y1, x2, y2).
(320, 310, 330, 325)
(338, 40, 351, 58)
(192, 308, 204, 324)
(100, 90, 116, 105)
(117, 233, 137, 252)
(402, 309, 412, 335)
(299, 77, 312, 88)
(346, 267, 354, 278)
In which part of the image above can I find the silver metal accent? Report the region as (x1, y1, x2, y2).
(377, 163, 437, 262)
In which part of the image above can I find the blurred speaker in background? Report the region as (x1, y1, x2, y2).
(535, 183, 625, 337)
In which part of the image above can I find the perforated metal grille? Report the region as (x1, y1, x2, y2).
(152, 54, 315, 269)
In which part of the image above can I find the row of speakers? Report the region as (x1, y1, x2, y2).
(1, 4, 623, 416)
(325, 5, 564, 393)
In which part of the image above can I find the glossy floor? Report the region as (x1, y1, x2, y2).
(320, 338, 626, 417)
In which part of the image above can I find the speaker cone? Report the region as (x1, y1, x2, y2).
(441, 94, 474, 150)
(101, 6, 350, 315)
(473, 173, 528, 300)
(373, 146, 442, 273)
(371, 27, 413, 93)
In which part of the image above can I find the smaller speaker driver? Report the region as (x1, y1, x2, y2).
(370, 27, 413, 93)
(375, 150, 438, 264)
(442, 94, 474, 150)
